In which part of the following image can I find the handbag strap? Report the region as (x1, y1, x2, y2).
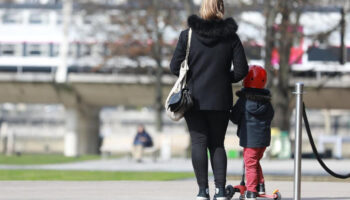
(182, 29, 192, 88)
(185, 28, 192, 63)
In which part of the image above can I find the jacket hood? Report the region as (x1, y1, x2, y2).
(236, 88, 271, 102)
(237, 88, 272, 116)
(188, 15, 238, 46)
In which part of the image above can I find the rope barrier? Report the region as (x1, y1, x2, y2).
(303, 102, 350, 179)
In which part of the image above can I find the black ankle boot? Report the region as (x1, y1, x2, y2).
(197, 188, 210, 200)
(213, 187, 227, 200)
(245, 190, 257, 200)
(257, 183, 266, 195)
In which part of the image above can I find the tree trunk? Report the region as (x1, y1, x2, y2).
(264, 0, 278, 89)
(268, 1, 299, 132)
(274, 1, 300, 132)
(152, 0, 163, 132)
(263, 0, 291, 130)
(154, 50, 163, 132)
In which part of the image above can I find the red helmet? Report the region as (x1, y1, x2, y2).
(243, 65, 267, 89)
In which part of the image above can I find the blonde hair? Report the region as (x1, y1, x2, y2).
(200, 0, 225, 20)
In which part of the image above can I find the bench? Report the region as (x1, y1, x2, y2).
(100, 134, 160, 161)
(318, 135, 350, 159)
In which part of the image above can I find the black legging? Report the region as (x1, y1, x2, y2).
(184, 110, 229, 189)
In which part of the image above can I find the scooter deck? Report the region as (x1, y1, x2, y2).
(257, 189, 280, 199)
(228, 185, 281, 200)
(258, 194, 278, 198)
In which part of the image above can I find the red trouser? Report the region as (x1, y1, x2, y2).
(243, 147, 266, 193)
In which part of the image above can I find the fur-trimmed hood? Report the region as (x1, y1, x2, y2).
(188, 15, 238, 46)
(236, 88, 271, 102)
(236, 88, 272, 116)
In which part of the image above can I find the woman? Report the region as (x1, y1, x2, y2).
(170, 0, 249, 199)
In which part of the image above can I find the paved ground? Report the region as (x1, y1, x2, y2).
(1, 158, 350, 199)
(1, 158, 349, 176)
(0, 180, 349, 200)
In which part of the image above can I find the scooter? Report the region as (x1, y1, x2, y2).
(225, 163, 282, 200)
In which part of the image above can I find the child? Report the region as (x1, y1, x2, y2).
(230, 65, 274, 200)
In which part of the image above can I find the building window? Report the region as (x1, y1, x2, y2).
(2, 12, 22, 24)
(28, 44, 41, 56)
(25, 0, 41, 3)
(52, 44, 60, 57)
(29, 14, 43, 24)
(56, 14, 63, 25)
(51, 0, 62, 4)
(95, 44, 107, 56)
(0, 44, 16, 56)
(27, 44, 49, 57)
(81, 44, 92, 56)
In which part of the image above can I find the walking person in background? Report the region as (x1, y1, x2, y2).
(132, 124, 153, 163)
(170, 0, 249, 199)
(230, 66, 274, 200)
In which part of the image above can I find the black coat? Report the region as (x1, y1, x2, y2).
(230, 88, 274, 148)
(170, 15, 249, 111)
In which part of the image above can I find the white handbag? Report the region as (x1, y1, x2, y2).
(165, 29, 193, 121)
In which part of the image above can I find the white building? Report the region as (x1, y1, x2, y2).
(0, 0, 349, 73)
(0, 0, 131, 73)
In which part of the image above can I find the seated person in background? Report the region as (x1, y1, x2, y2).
(132, 124, 153, 162)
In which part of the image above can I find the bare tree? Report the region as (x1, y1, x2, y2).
(271, 1, 301, 131)
(263, 0, 347, 132)
(76, 0, 195, 131)
(182, 0, 197, 15)
(76, 0, 347, 133)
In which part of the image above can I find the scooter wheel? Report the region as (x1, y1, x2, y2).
(225, 185, 235, 199)
(274, 192, 282, 200)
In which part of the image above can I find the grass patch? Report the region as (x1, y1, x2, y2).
(0, 170, 195, 181)
(0, 154, 101, 165)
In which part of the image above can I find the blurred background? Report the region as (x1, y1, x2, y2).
(0, 0, 350, 167)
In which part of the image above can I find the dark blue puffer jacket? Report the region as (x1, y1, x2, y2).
(133, 131, 153, 148)
(230, 88, 274, 148)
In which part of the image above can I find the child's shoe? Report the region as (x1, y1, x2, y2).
(244, 190, 257, 200)
(213, 187, 227, 200)
(257, 183, 266, 195)
(196, 188, 210, 200)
